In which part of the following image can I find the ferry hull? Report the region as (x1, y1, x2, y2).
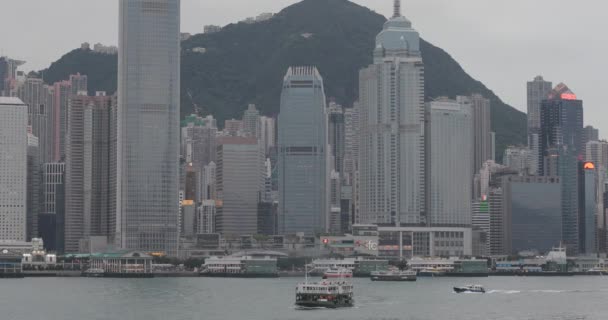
(296, 301, 354, 309)
(200, 272, 279, 278)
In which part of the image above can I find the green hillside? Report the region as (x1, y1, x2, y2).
(41, 0, 526, 159)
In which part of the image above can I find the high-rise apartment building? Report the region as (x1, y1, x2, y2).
(117, 0, 181, 256)
(358, 5, 425, 226)
(69, 74, 88, 96)
(278, 66, 330, 235)
(52, 80, 72, 161)
(18, 77, 52, 164)
(0, 97, 28, 241)
(216, 137, 265, 236)
(65, 93, 116, 253)
(343, 104, 359, 176)
(426, 98, 473, 227)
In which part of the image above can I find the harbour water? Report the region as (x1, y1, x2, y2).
(2, 276, 608, 320)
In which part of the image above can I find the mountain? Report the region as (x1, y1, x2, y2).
(41, 0, 526, 159)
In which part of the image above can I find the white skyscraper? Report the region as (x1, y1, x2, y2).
(426, 98, 473, 227)
(358, 3, 425, 225)
(259, 116, 275, 156)
(117, 0, 181, 256)
(0, 97, 28, 241)
(527, 76, 552, 173)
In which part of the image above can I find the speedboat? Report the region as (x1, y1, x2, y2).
(453, 285, 485, 293)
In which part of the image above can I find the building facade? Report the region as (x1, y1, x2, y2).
(0, 97, 28, 241)
(117, 0, 181, 256)
(358, 7, 425, 226)
(528, 76, 552, 174)
(216, 137, 265, 236)
(426, 98, 473, 227)
(278, 67, 330, 235)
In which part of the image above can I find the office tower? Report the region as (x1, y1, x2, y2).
(65, 93, 116, 253)
(527, 76, 553, 133)
(242, 104, 260, 138)
(184, 164, 199, 203)
(343, 103, 359, 175)
(224, 119, 244, 137)
(52, 80, 72, 161)
(540, 83, 583, 254)
(358, 4, 425, 225)
(278, 66, 330, 235)
(585, 140, 608, 169)
(69, 73, 88, 96)
(40, 163, 65, 252)
(579, 162, 597, 254)
(329, 170, 342, 234)
(117, 0, 181, 256)
(426, 98, 473, 227)
(503, 146, 532, 174)
(506, 176, 562, 254)
(328, 102, 345, 173)
(528, 76, 552, 173)
(0, 97, 28, 241)
(180, 200, 196, 239)
(26, 132, 40, 241)
(259, 116, 275, 156)
(458, 94, 493, 173)
(181, 114, 217, 174)
(216, 137, 265, 236)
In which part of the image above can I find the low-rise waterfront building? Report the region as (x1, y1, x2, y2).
(88, 251, 153, 275)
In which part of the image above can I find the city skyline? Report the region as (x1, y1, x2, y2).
(1, 0, 607, 138)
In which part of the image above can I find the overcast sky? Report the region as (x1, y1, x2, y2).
(2, 0, 606, 137)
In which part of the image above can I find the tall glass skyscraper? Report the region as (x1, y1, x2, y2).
(358, 2, 425, 226)
(117, 0, 180, 256)
(278, 66, 329, 236)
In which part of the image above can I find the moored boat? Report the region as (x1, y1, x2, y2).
(323, 267, 353, 279)
(371, 267, 417, 282)
(453, 285, 485, 293)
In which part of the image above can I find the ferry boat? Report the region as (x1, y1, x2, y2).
(322, 267, 353, 279)
(296, 280, 354, 308)
(417, 268, 447, 277)
(453, 285, 485, 294)
(371, 267, 417, 282)
(82, 268, 105, 278)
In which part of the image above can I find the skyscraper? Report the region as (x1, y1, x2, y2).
(0, 97, 28, 241)
(579, 162, 597, 254)
(259, 116, 275, 156)
(426, 98, 473, 227)
(528, 76, 553, 173)
(358, 3, 425, 225)
(585, 140, 608, 169)
(181, 114, 217, 171)
(458, 94, 493, 173)
(65, 93, 116, 253)
(18, 77, 52, 164)
(26, 131, 40, 241)
(328, 102, 345, 173)
(117, 0, 181, 256)
(216, 137, 265, 236)
(540, 83, 584, 254)
(503, 146, 532, 174)
(242, 104, 260, 138)
(40, 162, 65, 252)
(343, 104, 360, 176)
(278, 66, 330, 235)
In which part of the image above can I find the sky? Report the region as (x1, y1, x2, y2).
(2, 0, 607, 138)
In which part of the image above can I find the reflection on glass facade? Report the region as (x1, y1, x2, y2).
(509, 177, 562, 254)
(278, 67, 329, 236)
(117, 0, 180, 256)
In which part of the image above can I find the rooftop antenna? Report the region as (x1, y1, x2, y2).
(393, 0, 401, 18)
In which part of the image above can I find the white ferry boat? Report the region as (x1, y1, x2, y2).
(371, 267, 417, 281)
(296, 280, 354, 308)
(322, 267, 353, 279)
